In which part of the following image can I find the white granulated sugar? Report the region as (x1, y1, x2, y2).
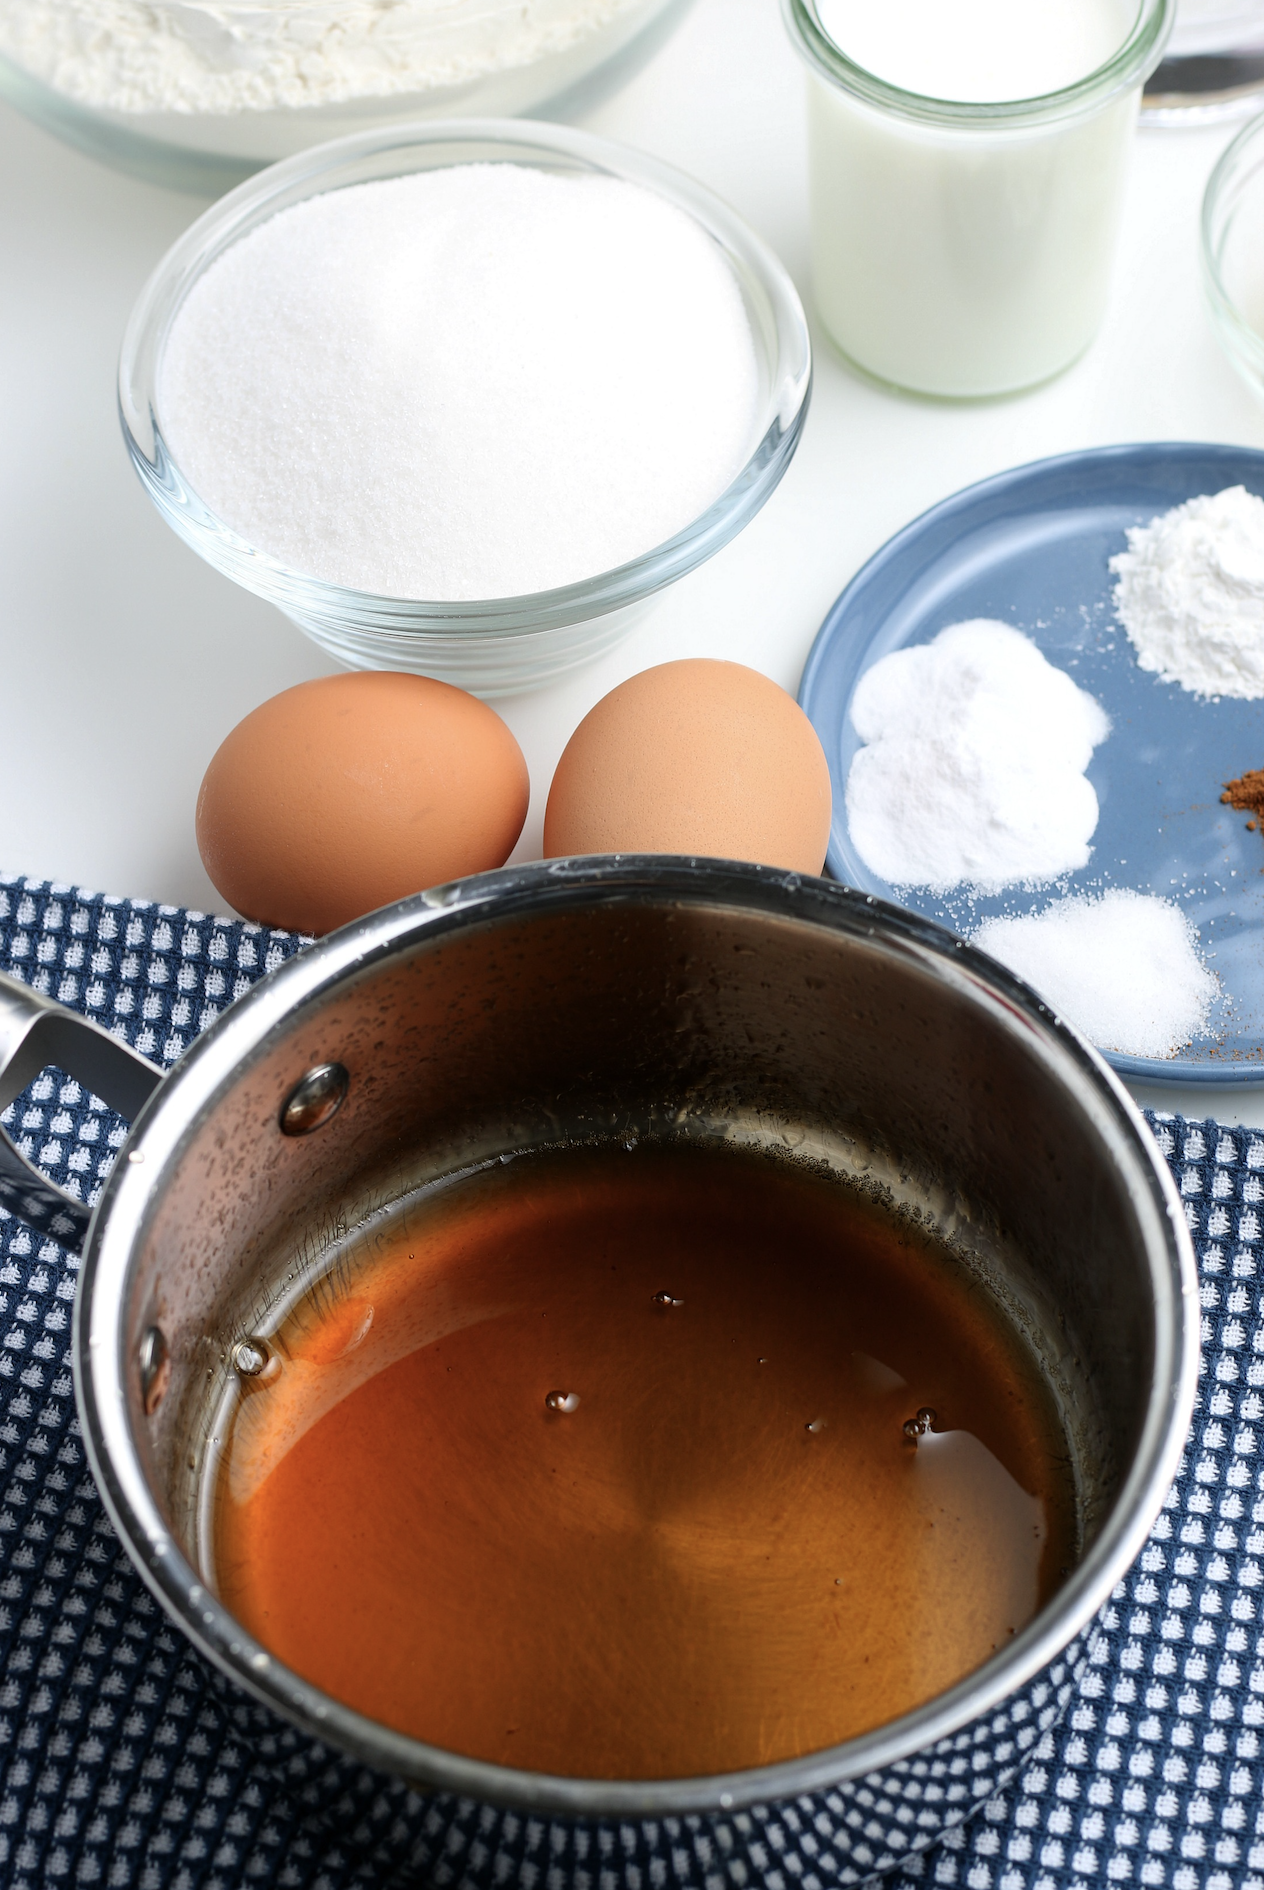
(844, 620, 1110, 893)
(973, 891, 1218, 1059)
(0, 0, 639, 114)
(158, 165, 760, 601)
(1110, 485, 1264, 699)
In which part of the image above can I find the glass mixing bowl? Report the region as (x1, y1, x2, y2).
(1201, 106, 1264, 400)
(119, 118, 812, 698)
(0, 0, 685, 194)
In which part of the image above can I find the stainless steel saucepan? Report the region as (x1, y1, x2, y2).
(0, 858, 1197, 1885)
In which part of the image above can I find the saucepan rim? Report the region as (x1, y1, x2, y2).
(72, 856, 1198, 1817)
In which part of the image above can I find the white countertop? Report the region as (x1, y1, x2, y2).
(1, 0, 1262, 1122)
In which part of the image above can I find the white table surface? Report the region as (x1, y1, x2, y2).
(1, 0, 1262, 1123)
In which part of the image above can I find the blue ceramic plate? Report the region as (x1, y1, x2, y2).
(799, 442, 1264, 1086)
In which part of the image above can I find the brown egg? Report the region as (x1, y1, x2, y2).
(543, 659, 832, 873)
(196, 672, 529, 935)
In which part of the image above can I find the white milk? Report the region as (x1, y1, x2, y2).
(799, 0, 1145, 398)
(815, 0, 1131, 102)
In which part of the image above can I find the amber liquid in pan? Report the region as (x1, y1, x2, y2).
(213, 1142, 1075, 1778)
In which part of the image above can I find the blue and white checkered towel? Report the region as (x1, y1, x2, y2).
(0, 876, 1260, 1890)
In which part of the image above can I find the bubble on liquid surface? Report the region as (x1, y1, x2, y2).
(545, 1390, 581, 1414)
(652, 1290, 684, 1307)
(903, 1406, 938, 1439)
(804, 1418, 826, 1434)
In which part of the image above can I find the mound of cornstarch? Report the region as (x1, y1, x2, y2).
(158, 165, 759, 600)
(973, 891, 1218, 1060)
(844, 620, 1110, 893)
(0, 0, 641, 114)
(1110, 485, 1264, 699)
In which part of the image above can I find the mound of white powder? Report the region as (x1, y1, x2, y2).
(973, 891, 1218, 1059)
(1110, 485, 1264, 699)
(157, 164, 760, 601)
(844, 620, 1110, 893)
(0, 0, 642, 114)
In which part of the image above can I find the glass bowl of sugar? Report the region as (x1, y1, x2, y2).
(119, 118, 811, 697)
(1202, 105, 1264, 402)
(0, 0, 686, 195)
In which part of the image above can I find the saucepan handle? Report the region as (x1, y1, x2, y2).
(0, 969, 163, 1256)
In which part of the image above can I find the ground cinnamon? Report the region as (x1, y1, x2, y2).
(1222, 769, 1264, 833)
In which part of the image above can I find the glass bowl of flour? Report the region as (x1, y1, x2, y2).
(0, 0, 683, 194)
(119, 118, 811, 696)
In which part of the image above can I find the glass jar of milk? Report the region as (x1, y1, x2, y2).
(784, 0, 1173, 398)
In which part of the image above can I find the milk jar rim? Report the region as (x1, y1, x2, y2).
(782, 0, 1174, 130)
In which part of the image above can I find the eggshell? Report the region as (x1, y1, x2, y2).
(543, 659, 832, 873)
(196, 672, 529, 935)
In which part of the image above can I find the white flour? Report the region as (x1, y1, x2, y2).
(973, 891, 1218, 1060)
(1110, 485, 1264, 700)
(0, 0, 637, 114)
(844, 620, 1110, 894)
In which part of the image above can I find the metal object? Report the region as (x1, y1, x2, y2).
(138, 1324, 170, 1416)
(0, 861, 1197, 1879)
(1144, 49, 1264, 117)
(279, 1062, 348, 1136)
(1143, 0, 1264, 120)
(1143, 0, 1264, 124)
(231, 1338, 270, 1378)
(0, 974, 160, 1240)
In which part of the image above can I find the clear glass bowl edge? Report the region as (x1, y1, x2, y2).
(118, 116, 813, 643)
(1200, 106, 1264, 393)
